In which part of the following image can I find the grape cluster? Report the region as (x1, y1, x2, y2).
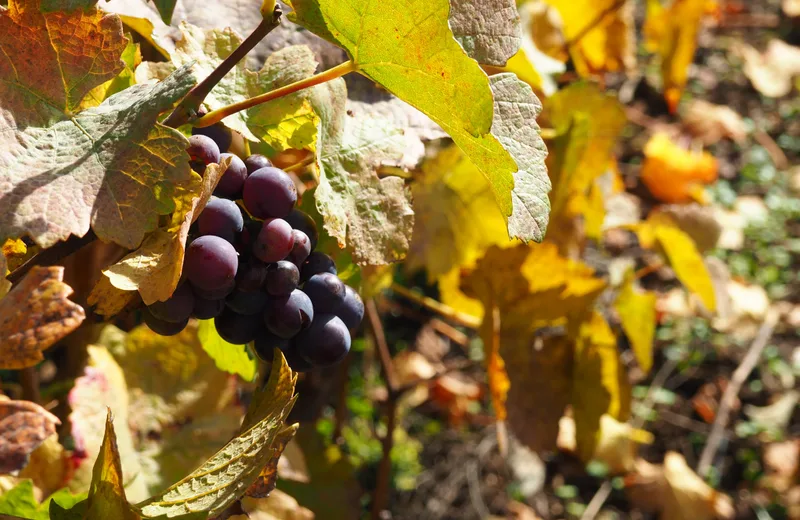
(143, 125, 363, 372)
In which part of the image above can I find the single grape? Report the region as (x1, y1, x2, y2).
(299, 252, 337, 284)
(252, 329, 290, 362)
(214, 153, 247, 198)
(285, 209, 319, 250)
(226, 288, 270, 315)
(187, 135, 220, 172)
(214, 309, 261, 344)
(184, 235, 238, 292)
(264, 289, 314, 339)
(286, 230, 311, 267)
(265, 260, 300, 296)
(192, 124, 232, 153)
(191, 278, 235, 300)
(243, 167, 297, 219)
(335, 285, 364, 331)
(252, 218, 295, 263)
(235, 260, 269, 291)
(302, 272, 346, 314)
(197, 196, 244, 244)
(147, 283, 194, 323)
(295, 314, 351, 367)
(144, 310, 189, 337)
(192, 296, 226, 319)
(244, 154, 272, 174)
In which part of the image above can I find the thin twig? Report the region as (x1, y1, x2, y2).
(580, 359, 678, 520)
(390, 283, 481, 329)
(6, 231, 97, 285)
(163, 6, 283, 128)
(565, 0, 627, 48)
(366, 298, 399, 520)
(697, 310, 779, 476)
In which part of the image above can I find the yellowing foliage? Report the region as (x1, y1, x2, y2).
(640, 133, 718, 204)
(615, 273, 657, 374)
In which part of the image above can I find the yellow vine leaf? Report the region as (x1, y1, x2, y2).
(85, 412, 138, 520)
(571, 311, 631, 461)
(138, 349, 297, 518)
(287, 0, 550, 243)
(614, 272, 657, 374)
(462, 244, 607, 451)
(635, 216, 716, 312)
(644, 0, 718, 111)
(640, 133, 718, 204)
(0, 267, 85, 370)
(102, 161, 226, 306)
(545, 0, 635, 75)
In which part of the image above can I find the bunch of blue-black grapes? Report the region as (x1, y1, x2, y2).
(142, 125, 363, 372)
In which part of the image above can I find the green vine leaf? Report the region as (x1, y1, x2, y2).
(309, 79, 414, 265)
(0, 480, 84, 520)
(449, 0, 521, 66)
(286, 0, 549, 243)
(85, 412, 139, 520)
(196, 319, 258, 382)
(0, 44, 199, 249)
(137, 349, 297, 518)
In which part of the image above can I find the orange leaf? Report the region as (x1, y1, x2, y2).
(640, 133, 718, 204)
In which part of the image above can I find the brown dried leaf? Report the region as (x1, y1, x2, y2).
(682, 100, 747, 145)
(0, 398, 60, 474)
(246, 424, 298, 498)
(0, 267, 85, 369)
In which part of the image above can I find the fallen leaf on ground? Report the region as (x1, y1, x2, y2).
(744, 391, 800, 436)
(682, 100, 747, 145)
(737, 39, 800, 98)
(239, 490, 314, 520)
(640, 133, 718, 204)
(429, 374, 482, 426)
(761, 439, 800, 492)
(652, 204, 721, 253)
(0, 399, 60, 474)
(558, 414, 653, 474)
(713, 195, 769, 250)
(0, 267, 85, 369)
(626, 452, 734, 520)
(712, 280, 769, 340)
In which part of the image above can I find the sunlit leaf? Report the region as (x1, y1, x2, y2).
(614, 273, 656, 374)
(138, 349, 296, 518)
(0, 399, 60, 474)
(84, 412, 138, 520)
(80, 40, 141, 109)
(0, 267, 84, 369)
(571, 311, 630, 461)
(287, 0, 549, 243)
(545, 0, 635, 75)
(0, 480, 84, 520)
(640, 133, 718, 204)
(197, 319, 258, 382)
(449, 0, 520, 66)
(309, 79, 414, 265)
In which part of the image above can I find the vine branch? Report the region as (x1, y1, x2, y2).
(163, 5, 284, 129)
(193, 60, 358, 128)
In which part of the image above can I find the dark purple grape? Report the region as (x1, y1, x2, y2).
(197, 196, 244, 244)
(252, 329, 290, 362)
(286, 230, 311, 267)
(252, 218, 295, 263)
(264, 289, 314, 339)
(147, 283, 194, 323)
(187, 135, 220, 172)
(243, 167, 297, 219)
(295, 314, 351, 367)
(283, 343, 314, 372)
(192, 296, 226, 319)
(192, 124, 232, 154)
(244, 154, 272, 174)
(185, 235, 238, 292)
(285, 209, 319, 250)
(215, 153, 247, 198)
(144, 310, 189, 336)
(264, 261, 300, 296)
(302, 272, 346, 314)
(191, 278, 235, 300)
(335, 285, 364, 331)
(226, 288, 270, 315)
(214, 309, 261, 344)
(236, 260, 269, 291)
(300, 252, 337, 284)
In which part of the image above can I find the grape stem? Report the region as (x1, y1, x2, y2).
(163, 5, 284, 129)
(193, 60, 358, 128)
